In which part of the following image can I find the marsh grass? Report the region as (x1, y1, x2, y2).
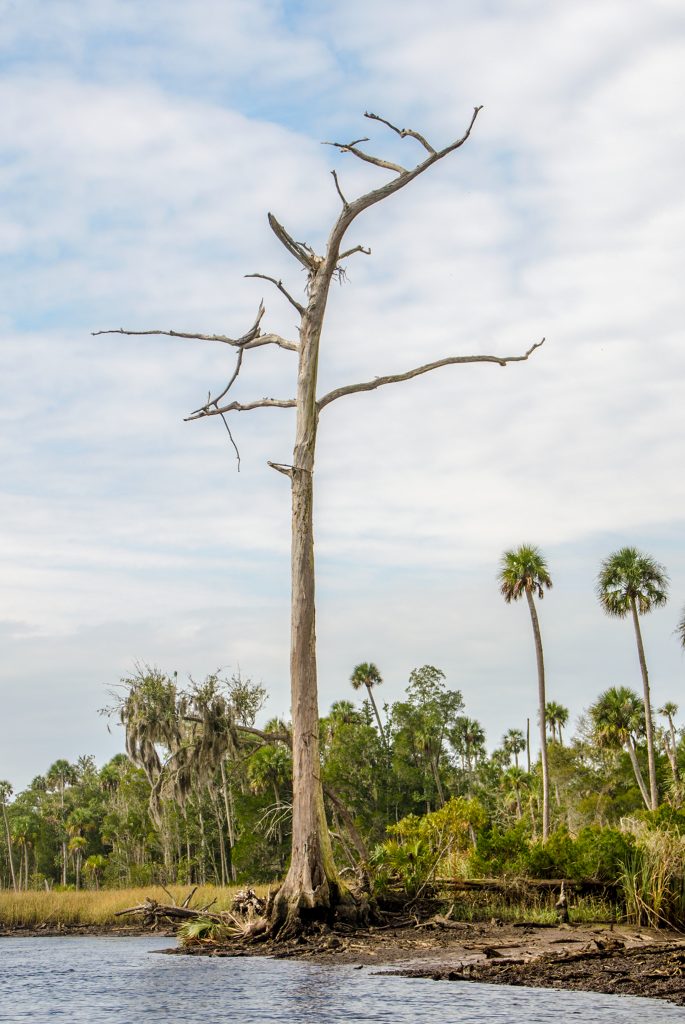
(619, 822, 685, 929)
(443, 890, 619, 924)
(0, 885, 271, 929)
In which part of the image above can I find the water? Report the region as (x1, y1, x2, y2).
(0, 937, 682, 1023)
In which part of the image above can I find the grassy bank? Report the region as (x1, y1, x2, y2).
(0, 885, 270, 930)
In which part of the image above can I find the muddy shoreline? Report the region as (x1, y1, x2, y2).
(175, 919, 685, 1007)
(5, 919, 685, 1006)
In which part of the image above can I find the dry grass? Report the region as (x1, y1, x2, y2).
(0, 885, 272, 929)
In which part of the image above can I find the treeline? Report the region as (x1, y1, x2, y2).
(1, 661, 683, 898)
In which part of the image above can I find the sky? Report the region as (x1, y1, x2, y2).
(2, 0, 685, 791)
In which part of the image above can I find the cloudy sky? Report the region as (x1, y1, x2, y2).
(2, 0, 685, 790)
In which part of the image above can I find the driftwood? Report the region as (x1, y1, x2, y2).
(436, 877, 617, 896)
(114, 886, 265, 931)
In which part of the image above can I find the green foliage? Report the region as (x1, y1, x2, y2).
(618, 819, 685, 928)
(372, 797, 486, 896)
(178, 916, 229, 942)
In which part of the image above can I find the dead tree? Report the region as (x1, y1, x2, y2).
(96, 108, 543, 936)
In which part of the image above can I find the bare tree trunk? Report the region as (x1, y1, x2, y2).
(626, 737, 652, 810)
(271, 277, 344, 934)
(526, 588, 550, 841)
(365, 685, 387, 748)
(666, 713, 680, 783)
(631, 598, 659, 810)
(219, 760, 236, 882)
(1, 806, 17, 892)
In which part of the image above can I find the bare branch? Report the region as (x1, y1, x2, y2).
(323, 107, 484, 268)
(317, 339, 545, 411)
(193, 348, 245, 415)
(267, 461, 294, 479)
(338, 245, 371, 261)
(220, 413, 241, 471)
(185, 396, 296, 421)
(322, 140, 408, 176)
(267, 213, 322, 272)
(93, 302, 298, 353)
(331, 170, 348, 208)
(364, 111, 436, 155)
(245, 273, 305, 316)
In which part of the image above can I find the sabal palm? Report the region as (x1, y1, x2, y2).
(657, 702, 680, 782)
(499, 544, 552, 840)
(350, 662, 387, 747)
(589, 686, 650, 809)
(545, 701, 569, 744)
(0, 780, 17, 891)
(503, 728, 526, 769)
(597, 547, 668, 810)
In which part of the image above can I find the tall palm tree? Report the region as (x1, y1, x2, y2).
(350, 663, 387, 747)
(499, 544, 553, 840)
(0, 781, 17, 891)
(503, 728, 526, 769)
(589, 686, 651, 809)
(597, 547, 668, 810)
(545, 701, 569, 744)
(658, 701, 680, 783)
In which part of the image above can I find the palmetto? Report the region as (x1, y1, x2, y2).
(597, 546, 668, 810)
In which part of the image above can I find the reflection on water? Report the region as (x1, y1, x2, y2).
(0, 936, 682, 1024)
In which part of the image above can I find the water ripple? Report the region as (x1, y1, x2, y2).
(0, 936, 682, 1024)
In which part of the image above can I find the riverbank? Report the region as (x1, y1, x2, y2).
(3, 891, 684, 1006)
(176, 918, 685, 1007)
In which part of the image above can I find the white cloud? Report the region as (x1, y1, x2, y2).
(2, 0, 685, 788)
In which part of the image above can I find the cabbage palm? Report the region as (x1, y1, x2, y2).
(0, 781, 17, 891)
(499, 544, 552, 840)
(503, 728, 526, 769)
(589, 686, 650, 809)
(658, 702, 680, 783)
(545, 701, 569, 744)
(350, 662, 387, 748)
(597, 547, 668, 810)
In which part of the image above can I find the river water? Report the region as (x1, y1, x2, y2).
(0, 936, 682, 1023)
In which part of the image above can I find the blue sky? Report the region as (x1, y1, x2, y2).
(2, 0, 685, 789)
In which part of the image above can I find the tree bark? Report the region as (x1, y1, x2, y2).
(526, 588, 550, 841)
(365, 684, 388, 748)
(626, 737, 652, 810)
(630, 597, 659, 810)
(270, 272, 345, 934)
(1, 806, 17, 891)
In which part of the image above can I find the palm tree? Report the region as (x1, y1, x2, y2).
(499, 544, 553, 840)
(589, 686, 651, 809)
(658, 701, 680, 783)
(450, 716, 486, 774)
(350, 663, 387, 747)
(597, 547, 668, 810)
(545, 701, 569, 744)
(501, 766, 530, 820)
(0, 781, 17, 891)
(502, 728, 526, 769)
